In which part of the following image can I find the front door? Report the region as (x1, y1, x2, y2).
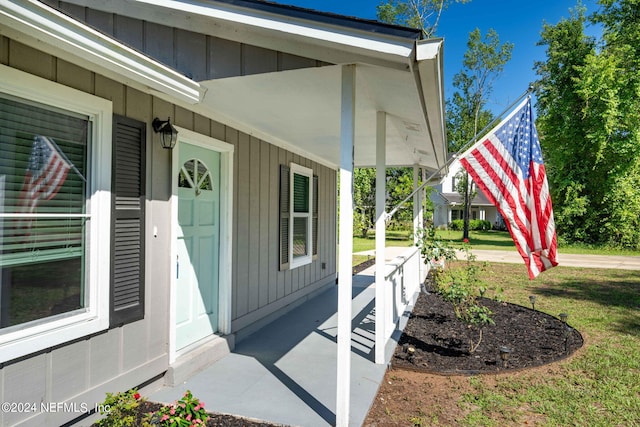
(175, 142, 220, 351)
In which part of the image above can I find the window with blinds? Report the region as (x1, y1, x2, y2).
(0, 93, 89, 330)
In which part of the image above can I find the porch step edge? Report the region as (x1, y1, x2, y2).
(165, 334, 235, 386)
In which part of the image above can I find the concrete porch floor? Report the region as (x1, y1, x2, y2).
(148, 263, 415, 427)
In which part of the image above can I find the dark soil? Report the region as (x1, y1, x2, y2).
(392, 286, 583, 374)
(132, 402, 285, 426)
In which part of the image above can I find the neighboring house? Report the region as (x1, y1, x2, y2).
(0, 0, 447, 425)
(431, 158, 502, 228)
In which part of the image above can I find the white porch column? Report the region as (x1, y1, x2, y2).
(413, 166, 424, 278)
(374, 111, 387, 365)
(336, 64, 355, 427)
(413, 166, 423, 243)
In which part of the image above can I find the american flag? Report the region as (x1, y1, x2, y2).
(18, 135, 71, 214)
(458, 97, 558, 279)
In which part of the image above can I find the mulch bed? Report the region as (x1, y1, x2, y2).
(126, 402, 286, 426)
(353, 256, 376, 274)
(393, 287, 584, 374)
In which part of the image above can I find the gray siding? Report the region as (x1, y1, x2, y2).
(1, 31, 337, 425)
(53, 1, 327, 80)
(230, 135, 337, 330)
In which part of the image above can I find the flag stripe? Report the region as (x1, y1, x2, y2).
(475, 138, 532, 233)
(461, 147, 537, 274)
(465, 139, 532, 250)
(17, 136, 72, 229)
(458, 97, 557, 279)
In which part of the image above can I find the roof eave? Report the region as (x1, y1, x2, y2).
(413, 38, 448, 171)
(0, 0, 201, 104)
(63, 0, 419, 70)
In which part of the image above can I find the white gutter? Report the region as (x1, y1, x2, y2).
(417, 38, 447, 159)
(0, 0, 201, 104)
(411, 38, 448, 170)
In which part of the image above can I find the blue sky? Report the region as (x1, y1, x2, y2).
(277, 0, 600, 114)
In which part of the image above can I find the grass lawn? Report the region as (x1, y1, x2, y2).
(370, 263, 640, 426)
(353, 229, 640, 256)
(355, 227, 639, 424)
(458, 263, 640, 426)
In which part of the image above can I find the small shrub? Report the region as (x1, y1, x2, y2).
(451, 219, 492, 231)
(95, 388, 146, 427)
(415, 226, 457, 268)
(450, 219, 464, 230)
(432, 240, 494, 353)
(148, 390, 208, 426)
(469, 219, 492, 231)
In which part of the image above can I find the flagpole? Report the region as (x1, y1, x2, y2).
(387, 87, 533, 220)
(47, 137, 87, 183)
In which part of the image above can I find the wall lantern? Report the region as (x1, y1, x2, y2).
(152, 117, 178, 149)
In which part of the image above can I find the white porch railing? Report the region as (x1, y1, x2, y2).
(381, 246, 429, 349)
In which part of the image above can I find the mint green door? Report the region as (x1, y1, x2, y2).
(175, 142, 220, 351)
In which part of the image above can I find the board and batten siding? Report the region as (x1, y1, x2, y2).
(1, 33, 337, 425)
(50, 0, 328, 81)
(230, 133, 337, 333)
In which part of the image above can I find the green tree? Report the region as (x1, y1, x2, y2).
(365, 0, 464, 231)
(386, 167, 418, 229)
(447, 28, 513, 238)
(353, 168, 376, 237)
(534, 1, 640, 249)
(376, 0, 471, 37)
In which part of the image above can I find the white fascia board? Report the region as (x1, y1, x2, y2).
(413, 38, 447, 170)
(0, 0, 201, 104)
(416, 37, 443, 61)
(93, 0, 415, 64)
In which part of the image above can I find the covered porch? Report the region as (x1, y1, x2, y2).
(138, 2, 449, 424)
(195, 33, 447, 427)
(148, 246, 423, 427)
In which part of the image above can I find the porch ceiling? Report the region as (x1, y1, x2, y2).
(199, 61, 446, 169)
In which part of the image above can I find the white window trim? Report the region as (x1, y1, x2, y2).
(0, 64, 112, 364)
(289, 163, 313, 269)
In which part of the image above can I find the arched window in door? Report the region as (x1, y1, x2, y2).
(178, 158, 213, 194)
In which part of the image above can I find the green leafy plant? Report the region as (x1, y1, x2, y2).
(95, 388, 147, 427)
(415, 225, 457, 268)
(432, 239, 494, 353)
(148, 390, 208, 427)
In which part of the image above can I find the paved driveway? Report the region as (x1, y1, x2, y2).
(468, 250, 640, 270)
(355, 247, 640, 271)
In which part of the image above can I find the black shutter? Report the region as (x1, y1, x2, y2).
(312, 174, 319, 259)
(110, 115, 146, 327)
(279, 165, 290, 270)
